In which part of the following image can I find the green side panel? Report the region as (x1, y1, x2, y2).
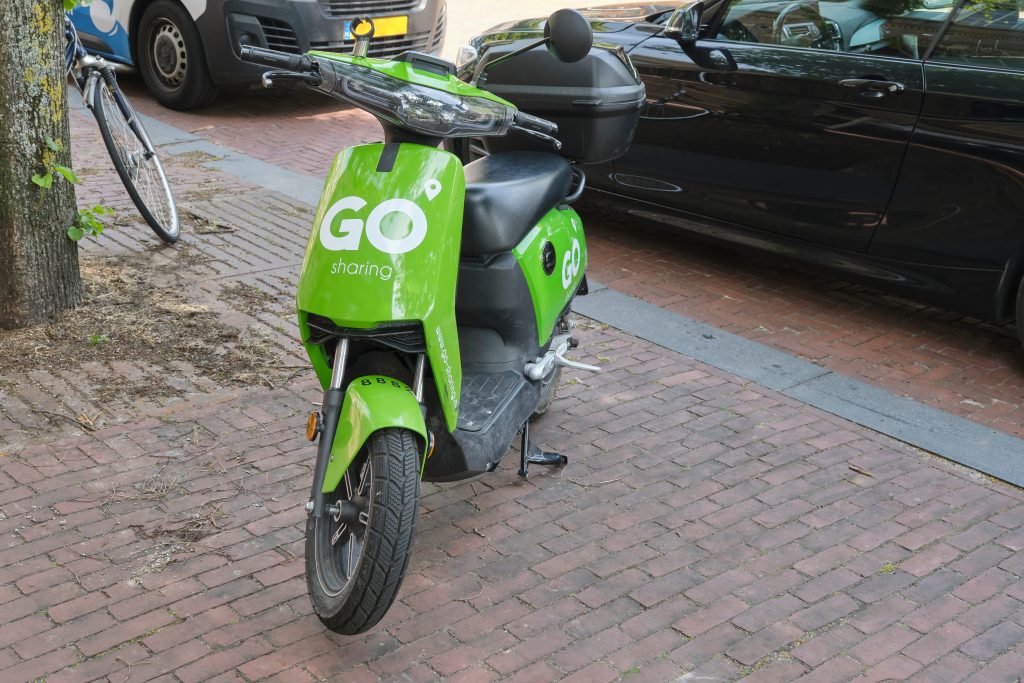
(322, 375, 428, 493)
(514, 206, 587, 345)
(308, 50, 514, 106)
(296, 143, 464, 431)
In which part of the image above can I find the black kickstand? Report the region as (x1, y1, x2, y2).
(518, 420, 568, 478)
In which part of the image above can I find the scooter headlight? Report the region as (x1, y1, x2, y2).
(330, 62, 513, 138)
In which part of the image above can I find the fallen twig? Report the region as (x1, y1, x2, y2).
(30, 408, 94, 431)
(849, 465, 876, 478)
(116, 655, 150, 682)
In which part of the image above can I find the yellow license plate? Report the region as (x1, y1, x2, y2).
(344, 16, 408, 40)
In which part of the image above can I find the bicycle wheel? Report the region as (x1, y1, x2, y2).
(91, 75, 180, 243)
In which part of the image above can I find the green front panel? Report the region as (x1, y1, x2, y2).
(297, 143, 465, 431)
(513, 206, 587, 345)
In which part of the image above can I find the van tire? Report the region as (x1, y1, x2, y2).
(136, 1, 218, 109)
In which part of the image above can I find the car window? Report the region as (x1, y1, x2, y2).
(929, 0, 1024, 69)
(715, 0, 957, 58)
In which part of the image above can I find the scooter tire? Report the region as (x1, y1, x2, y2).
(305, 428, 420, 635)
(533, 367, 562, 418)
(534, 315, 569, 418)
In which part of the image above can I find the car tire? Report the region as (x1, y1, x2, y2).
(1016, 277, 1024, 349)
(136, 0, 217, 110)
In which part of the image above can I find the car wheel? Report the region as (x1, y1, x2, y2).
(136, 0, 217, 110)
(1016, 277, 1024, 349)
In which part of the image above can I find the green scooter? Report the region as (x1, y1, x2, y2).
(241, 10, 610, 634)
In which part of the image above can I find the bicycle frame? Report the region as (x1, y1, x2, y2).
(65, 14, 154, 157)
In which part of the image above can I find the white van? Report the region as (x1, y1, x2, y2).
(70, 0, 447, 109)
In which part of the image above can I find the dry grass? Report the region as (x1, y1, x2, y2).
(0, 255, 281, 403)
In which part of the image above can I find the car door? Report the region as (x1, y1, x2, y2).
(616, 0, 952, 252)
(870, 0, 1024, 318)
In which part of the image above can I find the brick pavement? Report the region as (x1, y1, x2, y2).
(5, 287, 1024, 681)
(111, 54, 1024, 442)
(1, 103, 1023, 681)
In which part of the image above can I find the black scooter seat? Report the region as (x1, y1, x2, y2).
(461, 152, 573, 257)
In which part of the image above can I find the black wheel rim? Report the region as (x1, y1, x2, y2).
(314, 453, 371, 598)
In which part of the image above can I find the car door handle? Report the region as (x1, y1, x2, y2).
(838, 78, 907, 96)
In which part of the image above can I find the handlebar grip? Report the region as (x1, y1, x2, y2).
(239, 45, 313, 72)
(515, 111, 558, 136)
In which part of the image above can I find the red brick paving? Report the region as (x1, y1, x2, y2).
(5, 317, 1024, 681)
(3, 53, 1024, 680)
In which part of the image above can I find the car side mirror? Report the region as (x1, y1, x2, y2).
(665, 1, 738, 71)
(664, 1, 704, 45)
(544, 9, 594, 63)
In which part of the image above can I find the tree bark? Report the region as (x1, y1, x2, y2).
(0, 0, 82, 329)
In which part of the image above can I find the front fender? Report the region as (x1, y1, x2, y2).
(321, 376, 427, 493)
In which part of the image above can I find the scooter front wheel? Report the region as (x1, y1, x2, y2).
(305, 428, 420, 634)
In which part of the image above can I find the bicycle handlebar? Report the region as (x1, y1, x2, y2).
(239, 46, 314, 73)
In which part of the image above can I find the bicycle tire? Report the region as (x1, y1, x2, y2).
(91, 75, 180, 243)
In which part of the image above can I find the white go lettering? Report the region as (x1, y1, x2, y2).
(561, 238, 581, 289)
(319, 196, 428, 255)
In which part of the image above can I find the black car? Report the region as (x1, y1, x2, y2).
(459, 1, 1024, 340)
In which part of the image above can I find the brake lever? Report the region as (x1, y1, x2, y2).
(261, 69, 324, 89)
(511, 125, 563, 150)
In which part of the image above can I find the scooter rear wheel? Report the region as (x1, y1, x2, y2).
(534, 315, 570, 418)
(305, 428, 420, 634)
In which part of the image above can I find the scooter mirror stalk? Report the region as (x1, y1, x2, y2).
(472, 9, 593, 87)
(350, 17, 374, 57)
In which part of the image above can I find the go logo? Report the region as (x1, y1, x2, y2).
(561, 238, 582, 289)
(319, 196, 428, 255)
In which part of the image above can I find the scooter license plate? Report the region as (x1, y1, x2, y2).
(344, 16, 409, 40)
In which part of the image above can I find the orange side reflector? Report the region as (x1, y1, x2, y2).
(306, 411, 320, 441)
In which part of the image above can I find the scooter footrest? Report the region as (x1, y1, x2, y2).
(457, 371, 524, 433)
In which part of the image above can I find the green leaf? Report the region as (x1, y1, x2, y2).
(45, 137, 63, 153)
(74, 206, 110, 239)
(67, 226, 85, 241)
(31, 173, 53, 189)
(53, 164, 80, 184)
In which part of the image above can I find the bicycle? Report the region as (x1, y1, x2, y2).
(65, 14, 180, 243)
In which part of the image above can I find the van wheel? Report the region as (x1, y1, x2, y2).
(136, 0, 218, 109)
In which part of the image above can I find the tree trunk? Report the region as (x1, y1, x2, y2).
(0, 0, 82, 329)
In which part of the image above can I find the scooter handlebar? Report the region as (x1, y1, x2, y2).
(240, 45, 314, 73)
(514, 111, 559, 137)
